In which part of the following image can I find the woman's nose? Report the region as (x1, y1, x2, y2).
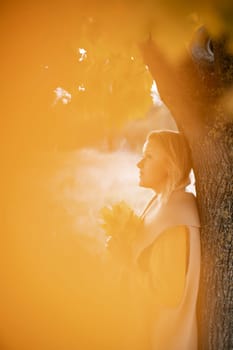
(137, 159, 144, 169)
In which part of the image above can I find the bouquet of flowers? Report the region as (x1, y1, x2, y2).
(99, 201, 144, 263)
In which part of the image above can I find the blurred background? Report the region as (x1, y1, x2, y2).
(1, 0, 228, 348)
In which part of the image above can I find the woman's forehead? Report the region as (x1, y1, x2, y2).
(142, 139, 166, 156)
(142, 140, 149, 153)
(143, 139, 158, 152)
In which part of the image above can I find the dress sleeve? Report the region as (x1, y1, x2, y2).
(147, 225, 188, 308)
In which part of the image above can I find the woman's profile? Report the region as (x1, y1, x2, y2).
(105, 129, 201, 350)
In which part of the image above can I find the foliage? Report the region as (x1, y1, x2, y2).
(2, 0, 233, 150)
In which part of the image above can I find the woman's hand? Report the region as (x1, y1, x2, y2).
(106, 235, 132, 265)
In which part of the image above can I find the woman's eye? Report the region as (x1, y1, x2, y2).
(146, 154, 152, 159)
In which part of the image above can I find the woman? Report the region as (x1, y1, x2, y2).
(132, 129, 201, 350)
(104, 129, 200, 350)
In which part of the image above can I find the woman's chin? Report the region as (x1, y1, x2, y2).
(139, 179, 146, 188)
(139, 180, 153, 190)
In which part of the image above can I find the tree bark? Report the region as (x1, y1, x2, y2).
(140, 28, 233, 349)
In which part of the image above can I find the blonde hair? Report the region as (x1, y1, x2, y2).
(147, 130, 192, 204)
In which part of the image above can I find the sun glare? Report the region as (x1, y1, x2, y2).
(78, 47, 87, 62)
(151, 80, 162, 106)
(53, 87, 72, 105)
(78, 84, 86, 92)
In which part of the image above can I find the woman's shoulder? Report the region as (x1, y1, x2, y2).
(164, 190, 200, 229)
(133, 190, 200, 261)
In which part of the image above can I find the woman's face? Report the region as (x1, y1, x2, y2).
(137, 139, 168, 192)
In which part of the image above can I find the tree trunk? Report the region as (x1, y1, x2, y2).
(140, 28, 233, 349)
(193, 128, 233, 349)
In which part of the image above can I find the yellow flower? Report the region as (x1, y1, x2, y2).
(99, 201, 144, 258)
